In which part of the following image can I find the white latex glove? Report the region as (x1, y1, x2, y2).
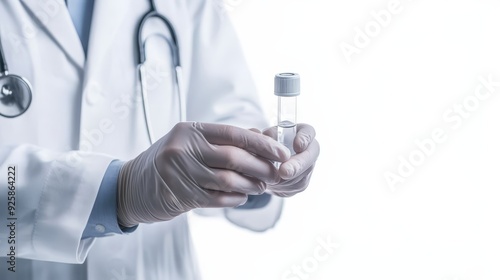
(263, 123, 320, 197)
(117, 122, 290, 227)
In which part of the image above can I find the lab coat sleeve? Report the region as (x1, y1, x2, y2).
(224, 193, 284, 232)
(0, 144, 114, 263)
(186, 0, 284, 231)
(185, 0, 269, 130)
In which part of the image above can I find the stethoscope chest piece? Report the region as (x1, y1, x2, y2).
(0, 74, 32, 118)
(0, 34, 33, 118)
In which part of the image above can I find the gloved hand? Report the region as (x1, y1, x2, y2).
(263, 123, 320, 197)
(117, 122, 290, 227)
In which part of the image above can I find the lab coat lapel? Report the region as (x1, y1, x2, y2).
(20, 0, 85, 69)
(79, 0, 136, 132)
(86, 0, 134, 69)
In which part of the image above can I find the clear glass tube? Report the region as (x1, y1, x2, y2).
(277, 95, 297, 155)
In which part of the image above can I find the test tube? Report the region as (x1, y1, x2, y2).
(274, 73, 300, 155)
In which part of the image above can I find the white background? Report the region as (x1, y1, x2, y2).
(190, 0, 500, 279)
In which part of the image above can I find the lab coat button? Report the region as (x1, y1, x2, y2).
(85, 82, 104, 105)
(95, 224, 106, 233)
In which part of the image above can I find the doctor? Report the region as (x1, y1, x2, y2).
(0, 0, 320, 279)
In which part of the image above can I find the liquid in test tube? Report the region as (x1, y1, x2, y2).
(274, 73, 300, 155)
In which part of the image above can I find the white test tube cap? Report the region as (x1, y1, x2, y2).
(274, 73, 300, 96)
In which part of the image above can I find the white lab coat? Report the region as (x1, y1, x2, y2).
(0, 0, 283, 279)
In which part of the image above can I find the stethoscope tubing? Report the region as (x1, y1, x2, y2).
(0, 0, 183, 142)
(0, 35, 9, 75)
(137, 0, 183, 145)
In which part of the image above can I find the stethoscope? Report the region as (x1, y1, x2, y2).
(0, 0, 183, 145)
(0, 36, 33, 119)
(138, 0, 184, 144)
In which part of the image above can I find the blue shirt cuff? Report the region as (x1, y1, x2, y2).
(235, 193, 272, 210)
(82, 160, 138, 239)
